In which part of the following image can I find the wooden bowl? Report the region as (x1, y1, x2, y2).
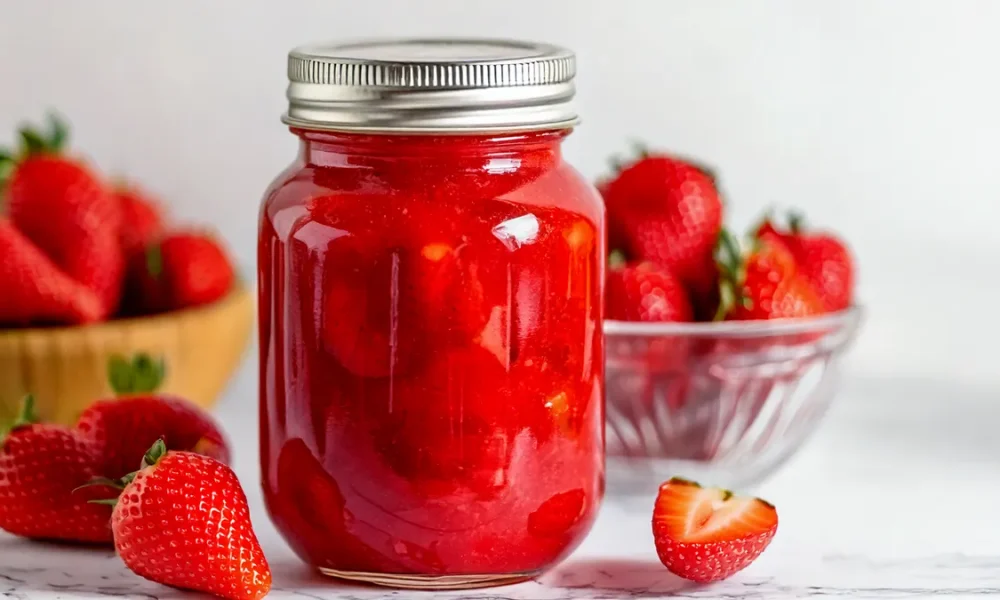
(0, 287, 254, 425)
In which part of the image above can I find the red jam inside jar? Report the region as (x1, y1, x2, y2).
(259, 39, 604, 588)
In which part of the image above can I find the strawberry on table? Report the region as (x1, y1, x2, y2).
(75, 354, 230, 479)
(652, 477, 777, 583)
(0, 218, 103, 325)
(0, 115, 124, 318)
(601, 150, 723, 300)
(131, 230, 236, 313)
(756, 212, 855, 312)
(715, 229, 824, 320)
(606, 256, 693, 322)
(0, 396, 117, 543)
(102, 440, 271, 600)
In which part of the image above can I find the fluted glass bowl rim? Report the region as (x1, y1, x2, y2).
(604, 305, 864, 338)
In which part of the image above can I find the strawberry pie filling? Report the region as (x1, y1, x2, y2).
(259, 130, 605, 577)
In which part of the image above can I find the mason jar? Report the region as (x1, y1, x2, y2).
(258, 38, 605, 589)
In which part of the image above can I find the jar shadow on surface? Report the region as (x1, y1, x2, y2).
(543, 558, 696, 595)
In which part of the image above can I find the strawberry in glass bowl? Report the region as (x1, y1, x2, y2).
(600, 149, 863, 494)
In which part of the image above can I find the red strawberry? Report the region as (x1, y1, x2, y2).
(0, 396, 117, 543)
(75, 354, 230, 479)
(105, 441, 271, 600)
(114, 183, 165, 254)
(756, 213, 855, 312)
(0, 218, 103, 325)
(132, 231, 235, 312)
(1, 116, 124, 318)
(652, 477, 777, 583)
(606, 257, 693, 322)
(715, 229, 824, 320)
(601, 151, 723, 298)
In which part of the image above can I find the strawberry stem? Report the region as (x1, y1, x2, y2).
(667, 476, 702, 487)
(787, 210, 806, 234)
(107, 353, 166, 396)
(47, 113, 68, 151)
(18, 128, 47, 155)
(74, 477, 126, 494)
(0, 151, 15, 190)
(85, 438, 169, 508)
(16, 113, 69, 158)
(88, 499, 120, 507)
(142, 438, 168, 468)
(145, 245, 164, 279)
(627, 139, 651, 160)
(0, 395, 38, 446)
(713, 229, 751, 321)
(0, 113, 69, 193)
(15, 394, 37, 427)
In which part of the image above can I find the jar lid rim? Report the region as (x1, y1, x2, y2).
(285, 37, 578, 133)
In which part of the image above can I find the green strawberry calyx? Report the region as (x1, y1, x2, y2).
(755, 208, 808, 236)
(787, 210, 806, 234)
(713, 228, 753, 321)
(107, 353, 166, 396)
(83, 438, 168, 506)
(145, 244, 164, 280)
(0, 113, 69, 190)
(0, 395, 39, 447)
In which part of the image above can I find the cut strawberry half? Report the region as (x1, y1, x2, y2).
(652, 477, 777, 583)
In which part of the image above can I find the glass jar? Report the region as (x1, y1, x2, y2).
(259, 39, 605, 589)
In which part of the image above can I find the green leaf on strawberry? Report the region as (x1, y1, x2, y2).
(0, 395, 37, 446)
(107, 353, 166, 396)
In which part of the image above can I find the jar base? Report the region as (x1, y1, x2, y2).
(317, 567, 538, 590)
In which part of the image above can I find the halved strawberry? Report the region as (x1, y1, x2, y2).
(652, 477, 777, 583)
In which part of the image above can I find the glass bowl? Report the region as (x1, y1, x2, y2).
(604, 307, 863, 494)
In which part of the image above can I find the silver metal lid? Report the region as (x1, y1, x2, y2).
(283, 38, 578, 134)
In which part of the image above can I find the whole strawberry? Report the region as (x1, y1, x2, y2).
(0, 218, 103, 325)
(106, 440, 271, 600)
(757, 213, 855, 312)
(114, 182, 165, 255)
(653, 477, 777, 583)
(606, 256, 693, 322)
(715, 229, 824, 320)
(75, 354, 230, 479)
(1, 115, 124, 318)
(0, 396, 117, 543)
(131, 231, 235, 313)
(602, 150, 723, 299)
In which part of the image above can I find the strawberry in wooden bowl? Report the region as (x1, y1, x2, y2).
(600, 147, 863, 493)
(0, 115, 252, 424)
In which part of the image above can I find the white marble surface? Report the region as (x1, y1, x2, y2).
(3, 362, 1000, 600)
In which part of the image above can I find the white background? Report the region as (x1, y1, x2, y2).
(1, 0, 994, 387)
